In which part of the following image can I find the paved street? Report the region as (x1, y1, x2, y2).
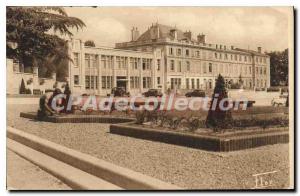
(7, 149, 71, 190)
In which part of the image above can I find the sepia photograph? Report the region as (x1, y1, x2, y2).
(6, 6, 294, 190)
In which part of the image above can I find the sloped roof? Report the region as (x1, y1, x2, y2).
(235, 48, 268, 56)
(136, 23, 192, 42)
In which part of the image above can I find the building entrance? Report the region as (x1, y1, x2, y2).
(116, 76, 128, 91)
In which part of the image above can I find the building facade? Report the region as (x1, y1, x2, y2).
(69, 23, 270, 96)
(68, 39, 164, 95)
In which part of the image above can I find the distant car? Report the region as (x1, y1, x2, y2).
(111, 87, 130, 97)
(142, 89, 163, 97)
(185, 90, 206, 97)
(271, 95, 287, 107)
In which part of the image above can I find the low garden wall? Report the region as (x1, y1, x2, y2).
(110, 123, 289, 152)
(20, 112, 135, 124)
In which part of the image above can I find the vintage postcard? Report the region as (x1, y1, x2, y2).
(6, 6, 294, 190)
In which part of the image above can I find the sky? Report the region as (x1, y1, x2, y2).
(64, 7, 292, 52)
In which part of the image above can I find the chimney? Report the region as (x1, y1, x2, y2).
(170, 28, 178, 40)
(183, 31, 192, 40)
(257, 47, 262, 53)
(197, 34, 206, 44)
(150, 24, 160, 40)
(131, 27, 140, 41)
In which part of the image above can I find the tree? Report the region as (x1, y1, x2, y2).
(267, 49, 288, 86)
(84, 40, 96, 47)
(206, 74, 232, 130)
(7, 7, 85, 80)
(19, 78, 26, 94)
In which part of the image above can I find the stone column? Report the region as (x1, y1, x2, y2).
(151, 59, 155, 88)
(68, 41, 74, 93)
(126, 57, 131, 93)
(139, 58, 143, 93)
(113, 56, 117, 88)
(80, 40, 85, 93)
(98, 54, 102, 95)
(267, 57, 271, 88)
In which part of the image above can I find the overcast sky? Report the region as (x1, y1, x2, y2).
(64, 7, 292, 52)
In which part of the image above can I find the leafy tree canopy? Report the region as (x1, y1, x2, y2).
(7, 7, 85, 81)
(84, 40, 96, 47)
(266, 49, 288, 86)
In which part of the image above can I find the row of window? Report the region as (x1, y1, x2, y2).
(169, 60, 267, 76)
(74, 75, 158, 90)
(168, 47, 267, 64)
(74, 53, 154, 71)
(256, 79, 268, 88)
(256, 67, 267, 75)
(75, 74, 268, 91)
(74, 75, 114, 90)
(170, 78, 214, 90)
(130, 76, 140, 89)
(85, 76, 99, 89)
(170, 78, 267, 90)
(84, 76, 113, 90)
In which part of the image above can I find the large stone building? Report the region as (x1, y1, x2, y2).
(68, 23, 270, 96)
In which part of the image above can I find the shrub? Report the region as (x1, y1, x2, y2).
(230, 82, 241, 89)
(157, 111, 169, 127)
(26, 78, 33, 85)
(187, 117, 204, 132)
(206, 74, 233, 130)
(45, 89, 53, 93)
(19, 78, 26, 94)
(267, 87, 280, 92)
(84, 40, 96, 47)
(39, 79, 45, 85)
(53, 81, 58, 88)
(33, 89, 42, 95)
(25, 88, 32, 94)
(232, 117, 288, 128)
(167, 116, 184, 129)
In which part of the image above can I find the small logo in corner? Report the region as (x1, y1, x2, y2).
(252, 170, 278, 189)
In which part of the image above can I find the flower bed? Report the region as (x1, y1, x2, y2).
(133, 109, 288, 132)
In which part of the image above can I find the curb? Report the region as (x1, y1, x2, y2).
(7, 126, 181, 190)
(7, 139, 123, 190)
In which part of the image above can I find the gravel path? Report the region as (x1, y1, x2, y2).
(7, 104, 292, 189)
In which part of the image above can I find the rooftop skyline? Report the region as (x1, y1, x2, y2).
(65, 7, 292, 52)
